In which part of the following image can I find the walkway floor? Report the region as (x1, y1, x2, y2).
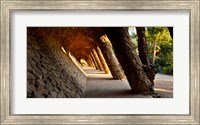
(83, 67, 173, 98)
(154, 73, 173, 98)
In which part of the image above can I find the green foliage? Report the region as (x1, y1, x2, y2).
(129, 27, 138, 53)
(129, 27, 173, 75)
(130, 32, 138, 48)
(146, 27, 173, 75)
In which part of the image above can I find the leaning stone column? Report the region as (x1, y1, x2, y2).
(87, 55, 95, 68)
(90, 56, 96, 68)
(105, 27, 154, 94)
(99, 35, 126, 80)
(96, 47, 110, 74)
(90, 53, 99, 70)
(92, 49, 104, 71)
(136, 27, 155, 85)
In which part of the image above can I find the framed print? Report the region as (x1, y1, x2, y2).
(0, 0, 199, 124)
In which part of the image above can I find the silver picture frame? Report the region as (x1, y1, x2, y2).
(0, 0, 199, 124)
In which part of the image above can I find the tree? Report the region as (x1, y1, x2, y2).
(146, 27, 165, 64)
(146, 27, 173, 75)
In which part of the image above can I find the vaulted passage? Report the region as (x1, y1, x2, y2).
(27, 27, 172, 98)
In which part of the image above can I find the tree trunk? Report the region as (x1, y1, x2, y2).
(136, 27, 156, 85)
(105, 27, 154, 94)
(99, 35, 126, 80)
(152, 40, 157, 64)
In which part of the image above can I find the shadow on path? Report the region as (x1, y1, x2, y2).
(82, 67, 153, 98)
(82, 67, 173, 98)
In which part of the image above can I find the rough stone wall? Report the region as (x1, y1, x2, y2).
(27, 28, 87, 98)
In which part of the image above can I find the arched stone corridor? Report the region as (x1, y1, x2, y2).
(27, 27, 172, 98)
